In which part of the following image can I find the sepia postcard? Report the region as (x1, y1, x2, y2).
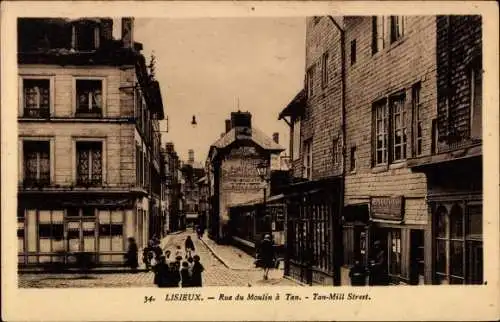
(1, 1, 499, 321)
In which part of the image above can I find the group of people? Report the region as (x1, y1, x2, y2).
(349, 240, 389, 286)
(124, 235, 205, 287)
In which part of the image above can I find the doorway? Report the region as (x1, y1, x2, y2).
(410, 229, 425, 285)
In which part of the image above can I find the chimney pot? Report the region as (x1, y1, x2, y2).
(272, 132, 279, 144)
(225, 119, 232, 133)
(121, 17, 134, 48)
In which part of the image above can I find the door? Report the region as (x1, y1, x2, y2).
(410, 229, 425, 285)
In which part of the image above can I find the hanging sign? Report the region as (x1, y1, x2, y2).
(370, 196, 404, 221)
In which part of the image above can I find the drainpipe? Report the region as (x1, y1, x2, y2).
(328, 16, 346, 287)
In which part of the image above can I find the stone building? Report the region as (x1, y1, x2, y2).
(408, 16, 483, 285)
(162, 142, 182, 233)
(278, 16, 345, 286)
(17, 17, 165, 268)
(206, 111, 284, 243)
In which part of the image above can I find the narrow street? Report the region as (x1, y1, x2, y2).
(18, 232, 299, 288)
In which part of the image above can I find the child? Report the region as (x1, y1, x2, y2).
(191, 255, 204, 287)
(180, 261, 192, 288)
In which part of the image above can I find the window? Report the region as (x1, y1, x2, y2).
(412, 83, 423, 156)
(22, 79, 50, 118)
(388, 230, 402, 276)
(38, 210, 64, 253)
(350, 146, 357, 172)
(373, 100, 388, 165)
(435, 204, 483, 285)
(372, 94, 407, 166)
(292, 119, 301, 161)
(303, 139, 312, 179)
(391, 95, 407, 162)
(76, 141, 103, 185)
(76, 80, 103, 116)
(23, 141, 50, 186)
(350, 39, 357, 65)
(470, 65, 482, 139)
(321, 52, 329, 88)
(306, 66, 315, 98)
(72, 23, 100, 51)
(99, 210, 124, 252)
(390, 16, 405, 43)
(372, 16, 386, 54)
(332, 138, 342, 166)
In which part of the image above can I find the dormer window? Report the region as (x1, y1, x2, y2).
(72, 22, 100, 51)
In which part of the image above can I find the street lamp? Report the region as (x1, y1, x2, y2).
(256, 161, 271, 235)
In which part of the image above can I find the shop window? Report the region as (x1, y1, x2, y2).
(434, 203, 483, 284)
(22, 79, 50, 118)
(23, 141, 50, 186)
(99, 210, 124, 252)
(76, 141, 103, 186)
(75, 79, 103, 116)
(388, 230, 401, 276)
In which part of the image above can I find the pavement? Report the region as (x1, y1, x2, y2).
(18, 231, 299, 288)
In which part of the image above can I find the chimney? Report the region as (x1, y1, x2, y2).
(165, 142, 174, 153)
(225, 119, 232, 133)
(230, 111, 252, 128)
(100, 18, 113, 41)
(272, 132, 279, 144)
(188, 149, 195, 164)
(121, 17, 134, 48)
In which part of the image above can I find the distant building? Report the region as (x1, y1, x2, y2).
(162, 142, 182, 233)
(17, 17, 165, 268)
(206, 111, 284, 243)
(180, 150, 205, 228)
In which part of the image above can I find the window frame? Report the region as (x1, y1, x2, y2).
(18, 75, 55, 118)
(19, 137, 55, 186)
(306, 66, 315, 98)
(72, 76, 107, 117)
(72, 138, 107, 186)
(412, 82, 423, 157)
(350, 39, 357, 65)
(349, 146, 357, 172)
(321, 52, 329, 88)
(373, 99, 388, 166)
(292, 118, 301, 161)
(390, 16, 405, 44)
(303, 139, 313, 180)
(390, 94, 407, 162)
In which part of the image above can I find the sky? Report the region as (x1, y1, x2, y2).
(115, 18, 306, 163)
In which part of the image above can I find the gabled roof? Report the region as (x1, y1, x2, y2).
(211, 127, 284, 151)
(278, 89, 306, 120)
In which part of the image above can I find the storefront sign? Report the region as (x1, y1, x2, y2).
(370, 196, 404, 221)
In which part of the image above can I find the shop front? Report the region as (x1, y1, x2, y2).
(367, 196, 426, 285)
(284, 178, 342, 286)
(17, 191, 146, 269)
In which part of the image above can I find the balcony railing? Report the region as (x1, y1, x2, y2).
(22, 108, 50, 118)
(76, 176, 102, 186)
(23, 177, 50, 187)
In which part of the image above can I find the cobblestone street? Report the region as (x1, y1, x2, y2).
(18, 231, 299, 288)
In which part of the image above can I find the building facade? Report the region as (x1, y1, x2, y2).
(180, 149, 205, 228)
(278, 16, 344, 286)
(408, 15, 483, 285)
(17, 17, 165, 268)
(162, 142, 182, 233)
(206, 111, 284, 243)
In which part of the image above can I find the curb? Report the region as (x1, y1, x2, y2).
(199, 237, 260, 271)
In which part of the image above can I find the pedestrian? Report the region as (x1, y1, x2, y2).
(154, 255, 169, 287)
(142, 241, 153, 270)
(191, 255, 204, 287)
(124, 237, 139, 273)
(349, 259, 368, 286)
(180, 261, 192, 287)
(196, 226, 202, 239)
(258, 234, 275, 280)
(370, 240, 388, 286)
(187, 256, 194, 274)
(165, 250, 172, 264)
(185, 236, 195, 258)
